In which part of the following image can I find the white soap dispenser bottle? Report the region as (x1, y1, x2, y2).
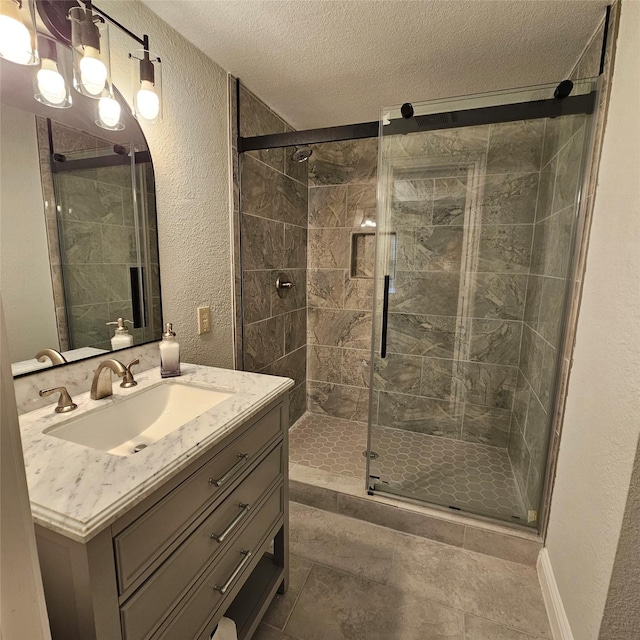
(107, 318, 134, 350)
(159, 323, 181, 378)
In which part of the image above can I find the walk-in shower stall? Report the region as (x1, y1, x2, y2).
(367, 81, 596, 527)
(235, 74, 599, 531)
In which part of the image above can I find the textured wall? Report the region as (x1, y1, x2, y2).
(545, 2, 640, 638)
(0, 106, 58, 362)
(100, 0, 234, 369)
(598, 438, 640, 639)
(307, 138, 377, 423)
(237, 85, 308, 424)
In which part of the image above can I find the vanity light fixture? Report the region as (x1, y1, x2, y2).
(34, 37, 72, 108)
(8, 0, 166, 130)
(97, 95, 123, 130)
(69, 1, 111, 98)
(0, 0, 38, 65)
(130, 43, 162, 123)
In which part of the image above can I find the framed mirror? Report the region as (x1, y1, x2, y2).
(1, 34, 162, 377)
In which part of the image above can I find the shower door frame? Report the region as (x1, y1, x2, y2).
(365, 80, 603, 535)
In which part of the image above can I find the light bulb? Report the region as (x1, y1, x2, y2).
(136, 80, 160, 121)
(79, 46, 107, 95)
(98, 96, 121, 129)
(37, 58, 66, 105)
(0, 7, 32, 65)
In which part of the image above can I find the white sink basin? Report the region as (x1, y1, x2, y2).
(44, 381, 233, 456)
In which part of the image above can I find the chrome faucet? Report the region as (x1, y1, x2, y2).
(91, 359, 127, 400)
(36, 348, 67, 365)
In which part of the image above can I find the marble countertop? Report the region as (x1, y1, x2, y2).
(19, 364, 294, 543)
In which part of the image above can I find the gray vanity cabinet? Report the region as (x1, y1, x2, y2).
(35, 397, 289, 640)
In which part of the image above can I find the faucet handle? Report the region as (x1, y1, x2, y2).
(39, 387, 78, 413)
(121, 358, 140, 388)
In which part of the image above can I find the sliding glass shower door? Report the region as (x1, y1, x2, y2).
(367, 81, 596, 527)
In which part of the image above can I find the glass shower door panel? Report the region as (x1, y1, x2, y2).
(368, 82, 594, 527)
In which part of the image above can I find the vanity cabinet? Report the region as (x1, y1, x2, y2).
(35, 397, 289, 640)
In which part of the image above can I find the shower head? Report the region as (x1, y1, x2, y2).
(291, 146, 313, 163)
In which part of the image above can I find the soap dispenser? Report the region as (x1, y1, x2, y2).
(159, 323, 181, 378)
(107, 318, 134, 350)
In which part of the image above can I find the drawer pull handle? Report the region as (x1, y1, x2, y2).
(209, 453, 249, 487)
(210, 503, 250, 543)
(213, 550, 252, 595)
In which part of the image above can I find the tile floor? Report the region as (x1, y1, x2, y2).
(253, 503, 552, 640)
(290, 413, 527, 521)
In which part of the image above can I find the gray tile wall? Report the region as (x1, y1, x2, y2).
(508, 114, 588, 511)
(372, 123, 546, 452)
(306, 139, 378, 422)
(237, 86, 308, 424)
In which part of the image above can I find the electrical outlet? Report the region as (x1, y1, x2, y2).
(197, 306, 211, 335)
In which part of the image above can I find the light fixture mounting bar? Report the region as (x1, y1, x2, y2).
(88, 1, 147, 47)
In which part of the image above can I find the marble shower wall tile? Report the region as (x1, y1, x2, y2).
(241, 155, 307, 227)
(469, 319, 522, 366)
(341, 349, 371, 388)
(414, 226, 464, 271)
(480, 172, 539, 224)
(284, 308, 306, 354)
(308, 269, 345, 308)
(308, 345, 342, 384)
(486, 120, 544, 174)
(432, 177, 469, 225)
(390, 272, 461, 316)
(462, 404, 511, 448)
(308, 309, 372, 350)
(308, 186, 347, 227)
(308, 381, 369, 422)
(308, 229, 351, 269)
(377, 391, 462, 437)
(477, 224, 533, 273)
(470, 273, 527, 321)
(244, 315, 285, 372)
(241, 213, 284, 270)
(346, 184, 377, 227)
(387, 313, 457, 359)
(306, 138, 378, 421)
(308, 138, 378, 186)
(242, 271, 272, 324)
(237, 86, 309, 411)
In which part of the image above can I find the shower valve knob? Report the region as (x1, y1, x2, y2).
(275, 273, 294, 297)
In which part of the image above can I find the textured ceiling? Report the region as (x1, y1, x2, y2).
(141, 0, 607, 130)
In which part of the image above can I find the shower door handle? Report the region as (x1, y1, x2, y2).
(381, 275, 390, 359)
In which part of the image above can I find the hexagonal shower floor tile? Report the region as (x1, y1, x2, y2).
(290, 413, 527, 521)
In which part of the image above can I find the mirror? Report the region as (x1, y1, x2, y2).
(0, 39, 162, 377)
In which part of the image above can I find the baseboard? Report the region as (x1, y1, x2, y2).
(538, 548, 575, 640)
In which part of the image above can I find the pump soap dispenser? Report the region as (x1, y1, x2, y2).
(160, 323, 181, 378)
(107, 318, 134, 350)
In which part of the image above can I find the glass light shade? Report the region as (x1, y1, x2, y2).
(96, 96, 124, 131)
(0, 0, 38, 65)
(131, 49, 162, 124)
(34, 40, 72, 108)
(69, 5, 111, 99)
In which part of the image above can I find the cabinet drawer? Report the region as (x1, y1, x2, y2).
(120, 446, 283, 640)
(115, 404, 282, 594)
(151, 487, 283, 640)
